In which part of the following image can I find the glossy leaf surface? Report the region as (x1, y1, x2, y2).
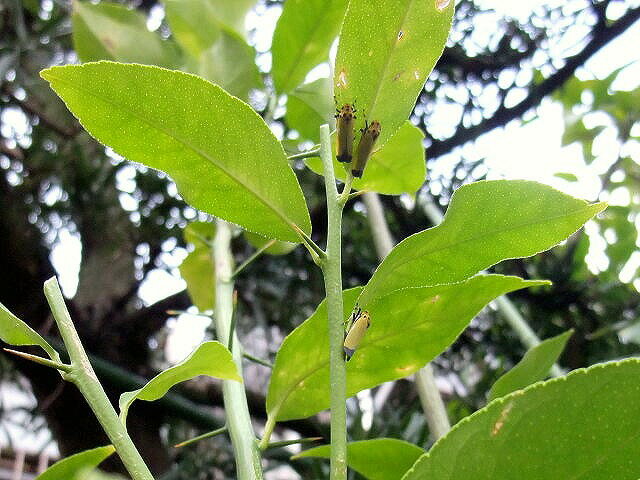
(41, 62, 311, 242)
(267, 275, 546, 421)
(489, 330, 573, 401)
(295, 438, 424, 480)
(403, 359, 640, 480)
(119, 341, 240, 421)
(36, 445, 115, 480)
(359, 180, 606, 307)
(272, 0, 348, 93)
(334, 0, 454, 147)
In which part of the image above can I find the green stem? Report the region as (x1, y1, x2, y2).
(213, 219, 264, 480)
(287, 147, 321, 160)
(232, 240, 276, 279)
(43, 278, 154, 480)
(421, 197, 563, 378)
(362, 193, 451, 440)
(174, 426, 228, 448)
(243, 352, 273, 368)
(319, 124, 348, 479)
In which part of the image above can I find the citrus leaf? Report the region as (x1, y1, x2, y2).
(306, 121, 426, 195)
(334, 0, 454, 148)
(358, 180, 606, 307)
(266, 275, 546, 421)
(402, 358, 640, 480)
(244, 231, 297, 256)
(41, 62, 311, 242)
(0, 302, 59, 362)
(286, 78, 334, 143)
(180, 222, 216, 311)
(35, 445, 115, 480)
(72, 1, 178, 66)
(272, 0, 348, 93)
(489, 330, 573, 401)
(294, 438, 424, 480)
(119, 341, 240, 422)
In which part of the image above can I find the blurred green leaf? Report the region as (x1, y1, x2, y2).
(554, 172, 578, 182)
(180, 222, 216, 311)
(286, 78, 334, 143)
(272, 0, 348, 93)
(119, 341, 240, 422)
(267, 275, 546, 421)
(35, 445, 115, 480)
(195, 27, 263, 101)
(0, 302, 59, 362)
(164, 0, 254, 56)
(403, 359, 640, 480)
(294, 438, 424, 479)
(41, 62, 311, 242)
(358, 180, 606, 308)
(334, 0, 453, 147)
(72, 1, 178, 66)
(488, 330, 573, 401)
(306, 121, 426, 195)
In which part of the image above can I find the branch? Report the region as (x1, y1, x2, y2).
(427, 6, 640, 158)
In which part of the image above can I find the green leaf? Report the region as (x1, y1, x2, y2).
(554, 172, 578, 182)
(358, 180, 606, 308)
(306, 121, 426, 195)
(195, 28, 263, 101)
(294, 438, 424, 480)
(245, 231, 297, 256)
(72, 1, 178, 66)
(0, 302, 59, 362)
(41, 62, 311, 243)
(402, 358, 640, 480)
(286, 78, 334, 143)
(119, 341, 240, 422)
(266, 275, 546, 421)
(35, 445, 115, 480)
(334, 0, 454, 148)
(164, 0, 254, 56)
(180, 222, 216, 311)
(271, 0, 348, 93)
(488, 330, 573, 401)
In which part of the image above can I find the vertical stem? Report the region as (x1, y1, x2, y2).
(213, 219, 264, 480)
(421, 197, 563, 378)
(319, 124, 348, 479)
(43, 278, 154, 480)
(362, 193, 451, 440)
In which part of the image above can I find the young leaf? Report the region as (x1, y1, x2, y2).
(272, 0, 348, 93)
(266, 275, 546, 422)
(488, 330, 573, 401)
(358, 180, 606, 307)
(164, 0, 254, 56)
(35, 445, 115, 480)
(334, 0, 454, 148)
(180, 222, 216, 311)
(306, 121, 426, 195)
(0, 302, 59, 362)
(294, 438, 424, 480)
(402, 358, 640, 480)
(119, 341, 240, 422)
(41, 62, 311, 242)
(286, 78, 334, 143)
(72, 2, 178, 66)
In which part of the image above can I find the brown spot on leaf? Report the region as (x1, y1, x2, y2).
(435, 0, 451, 11)
(491, 402, 514, 436)
(337, 70, 348, 89)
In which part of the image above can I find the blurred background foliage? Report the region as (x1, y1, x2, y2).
(0, 0, 638, 478)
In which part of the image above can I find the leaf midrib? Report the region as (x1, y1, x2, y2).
(46, 69, 299, 235)
(361, 204, 601, 304)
